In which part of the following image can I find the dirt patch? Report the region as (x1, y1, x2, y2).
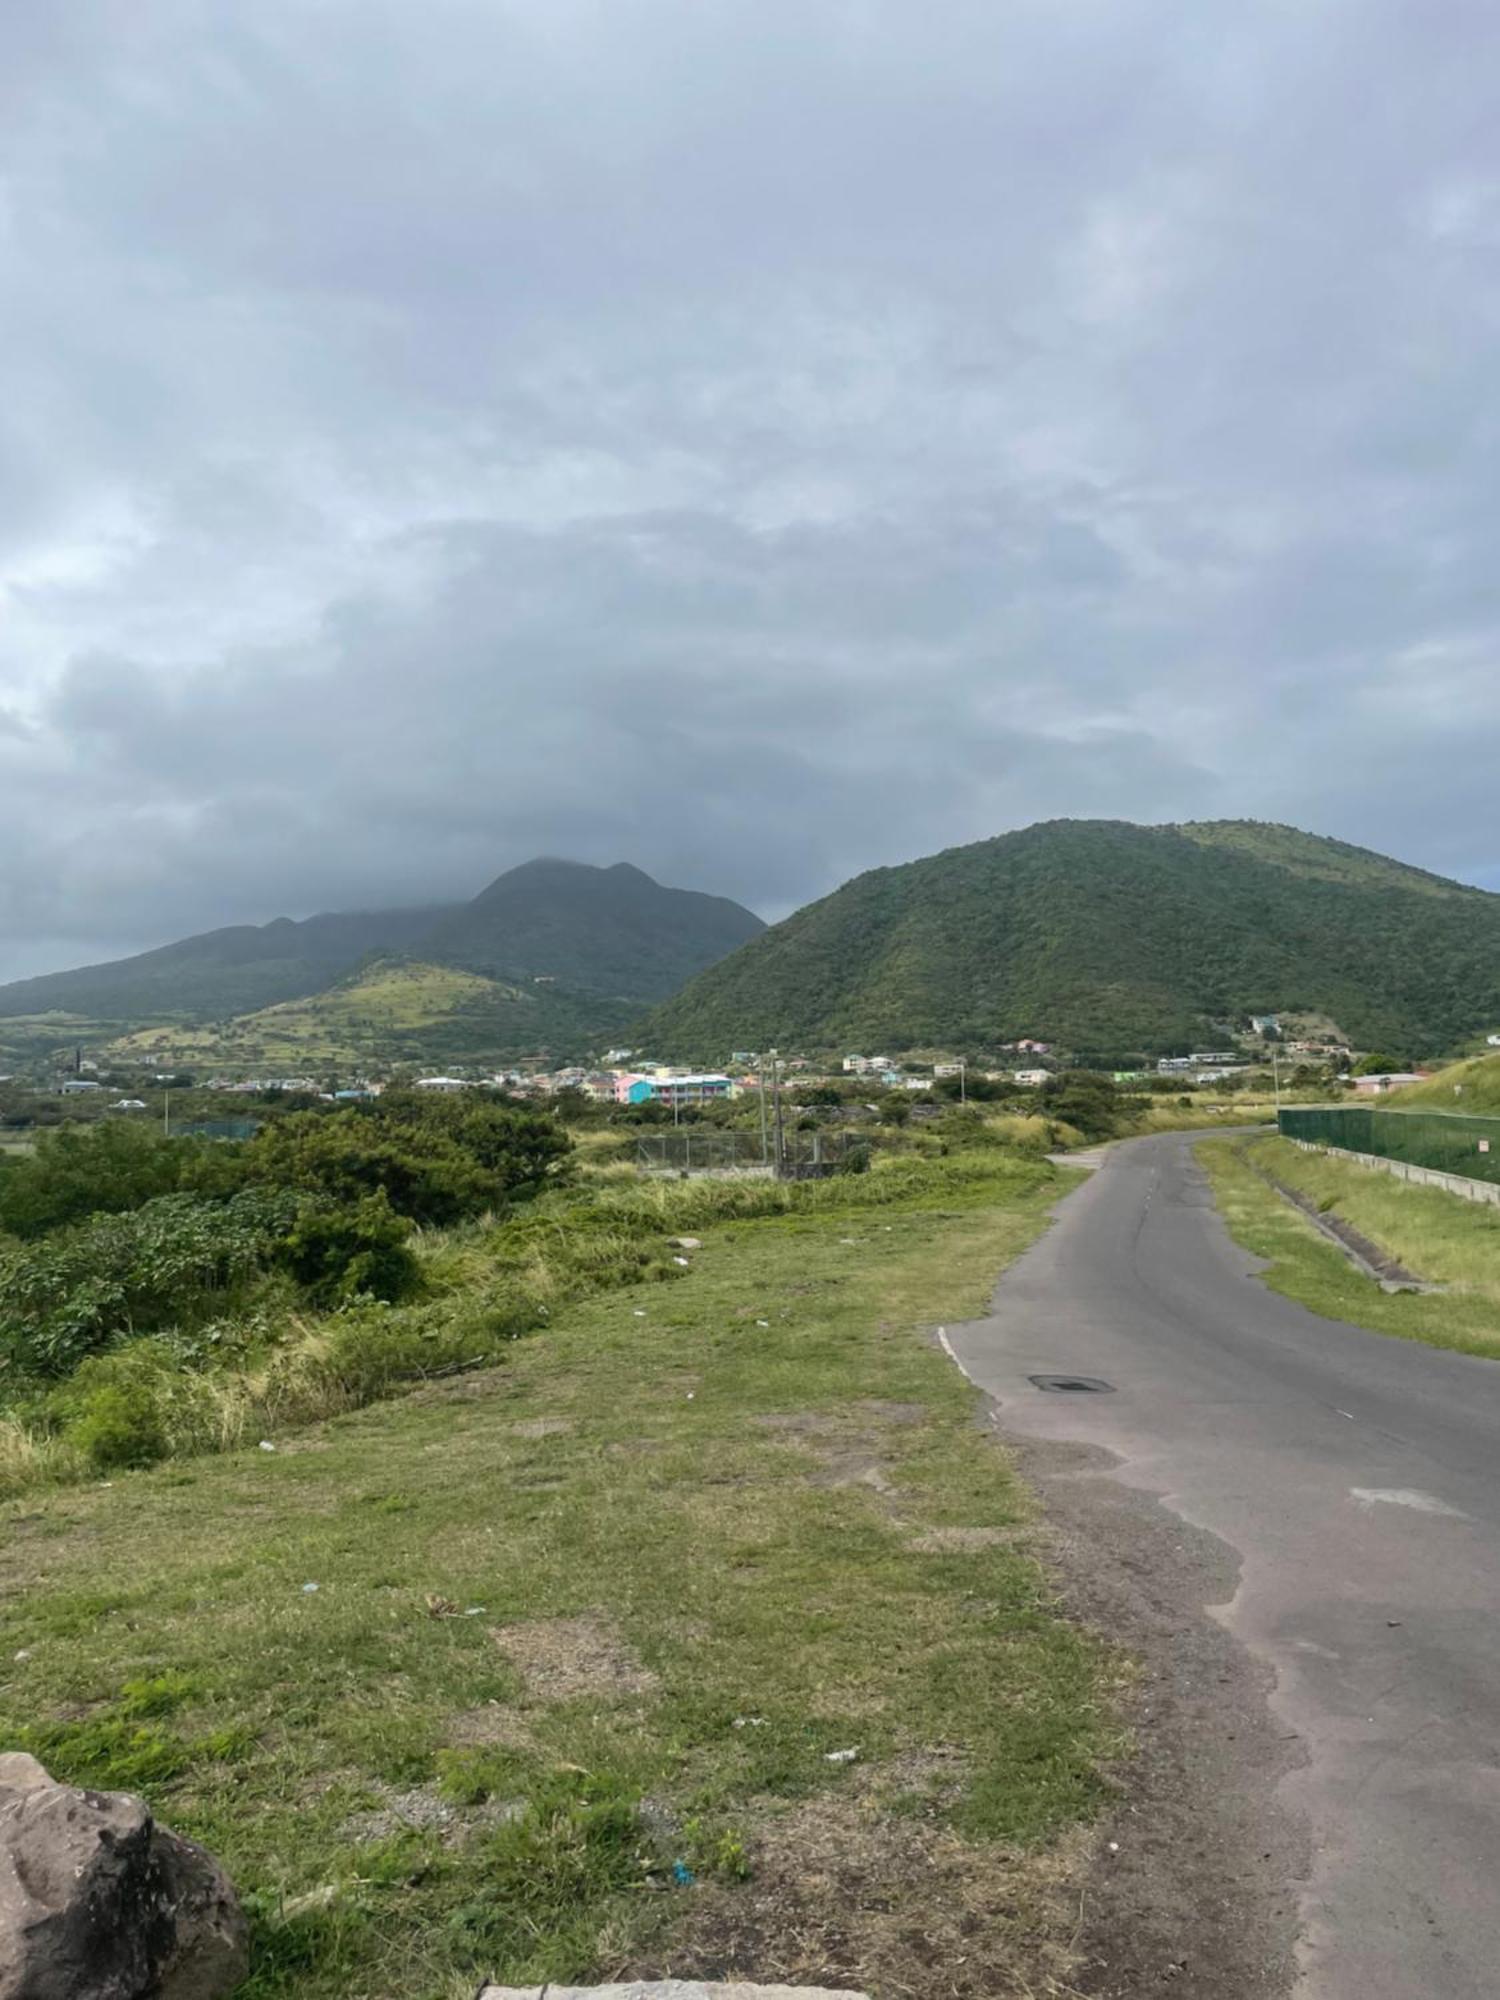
(750, 1410, 845, 1436)
(509, 1416, 575, 1439)
(853, 1399, 928, 1426)
(405, 1365, 510, 1406)
(445, 1704, 536, 1749)
(340, 1780, 523, 1844)
(489, 1614, 658, 1702)
(633, 1787, 1091, 1999)
(1006, 1431, 1306, 1999)
(804, 1453, 897, 1498)
(907, 1525, 1011, 1552)
(866, 1743, 971, 1809)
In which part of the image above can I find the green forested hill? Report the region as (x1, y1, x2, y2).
(0, 860, 763, 1059)
(638, 820, 1500, 1057)
(419, 858, 764, 1000)
(0, 907, 449, 1025)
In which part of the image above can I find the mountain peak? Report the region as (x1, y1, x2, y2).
(639, 817, 1498, 1058)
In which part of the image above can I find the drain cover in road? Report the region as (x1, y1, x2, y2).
(1028, 1373, 1114, 1393)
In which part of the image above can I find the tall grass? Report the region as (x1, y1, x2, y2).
(0, 1144, 1056, 1499)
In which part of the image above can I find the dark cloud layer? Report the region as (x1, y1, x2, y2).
(4, 1, 1500, 978)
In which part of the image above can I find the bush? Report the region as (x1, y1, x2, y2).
(0, 1122, 210, 1240)
(66, 1375, 168, 1470)
(0, 1186, 301, 1378)
(277, 1193, 422, 1306)
(1038, 1071, 1123, 1142)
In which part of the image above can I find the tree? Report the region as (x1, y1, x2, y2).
(0, 1122, 205, 1241)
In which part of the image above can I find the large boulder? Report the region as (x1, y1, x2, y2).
(0, 1753, 247, 2000)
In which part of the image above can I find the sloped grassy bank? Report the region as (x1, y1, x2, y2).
(0, 1144, 1117, 2000)
(2, 1137, 1034, 1497)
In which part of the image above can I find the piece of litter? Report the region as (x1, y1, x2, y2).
(672, 1859, 695, 1885)
(686, 1392, 695, 1400)
(633, 1310, 647, 1317)
(672, 1255, 691, 1267)
(1107, 1840, 1120, 1853)
(755, 1319, 770, 1328)
(838, 1237, 857, 1246)
(13, 1650, 31, 1663)
(301, 1581, 320, 1594)
(465, 1606, 487, 1616)
(732, 1716, 767, 1729)
(824, 1747, 859, 1764)
(258, 1440, 276, 1453)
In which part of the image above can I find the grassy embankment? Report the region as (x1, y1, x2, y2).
(0, 1147, 1117, 2000)
(1201, 1134, 1500, 1359)
(1388, 1051, 1500, 1111)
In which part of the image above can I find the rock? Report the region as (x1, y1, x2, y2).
(0, 1753, 248, 2000)
(668, 1236, 703, 1251)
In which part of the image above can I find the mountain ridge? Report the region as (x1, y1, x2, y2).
(0, 859, 765, 1047)
(637, 818, 1500, 1057)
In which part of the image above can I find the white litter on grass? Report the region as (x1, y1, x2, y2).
(301, 1581, 320, 1594)
(824, 1747, 859, 1764)
(258, 1440, 277, 1453)
(732, 1716, 767, 1729)
(465, 1606, 486, 1616)
(686, 1392, 695, 1401)
(633, 1310, 647, 1317)
(672, 1255, 691, 1267)
(755, 1319, 770, 1328)
(13, 1650, 31, 1663)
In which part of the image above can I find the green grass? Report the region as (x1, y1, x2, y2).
(1388, 1052, 1500, 1112)
(0, 1151, 1111, 1999)
(1200, 1136, 1500, 1359)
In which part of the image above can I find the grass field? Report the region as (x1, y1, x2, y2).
(1388, 1052, 1500, 1112)
(1201, 1135, 1500, 1359)
(0, 1151, 1115, 2000)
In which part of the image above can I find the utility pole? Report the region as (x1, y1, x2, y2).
(1272, 1044, 1282, 1120)
(959, 1058, 966, 1106)
(757, 1057, 770, 1166)
(770, 1048, 785, 1177)
(163, 1086, 171, 1138)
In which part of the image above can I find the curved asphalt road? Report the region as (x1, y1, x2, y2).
(947, 1131, 1500, 2000)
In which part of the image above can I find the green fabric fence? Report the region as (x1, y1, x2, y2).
(1278, 1105, 1500, 1187)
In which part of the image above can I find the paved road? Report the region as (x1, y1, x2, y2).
(947, 1131, 1500, 2000)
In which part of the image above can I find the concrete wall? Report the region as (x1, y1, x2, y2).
(1289, 1139, 1500, 1207)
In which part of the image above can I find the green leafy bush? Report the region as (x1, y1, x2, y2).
(0, 1121, 210, 1240)
(277, 1192, 421, 1305)
(0, 1186, 301, 1378)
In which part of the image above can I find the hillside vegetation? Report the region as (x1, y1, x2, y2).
(640, 819, 1500, 1057)
(1387, 1053, 1500, 1113)
(103, 958, 634, 1071)
(0, 859, 763, 1065)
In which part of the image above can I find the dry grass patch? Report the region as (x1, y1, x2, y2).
(490, 1614, 659, 1703)
(908, 1526, 1012, 1552)
(642, 1787, 1092, 2000)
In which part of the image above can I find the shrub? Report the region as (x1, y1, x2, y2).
(66, 1374, 168, 1469)
(276, 1193, 421, 1305)
(0, 1186, 301, 1378)
(0, 1121, 212, 1240)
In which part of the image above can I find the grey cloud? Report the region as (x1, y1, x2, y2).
(3, 0, 1499, 978)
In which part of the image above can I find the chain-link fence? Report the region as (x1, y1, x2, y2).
(1278, 1105, 1500, 1187)
(635, 1129, 865, 1177)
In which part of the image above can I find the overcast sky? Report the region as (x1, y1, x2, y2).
(4, 0, 1500, 979)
